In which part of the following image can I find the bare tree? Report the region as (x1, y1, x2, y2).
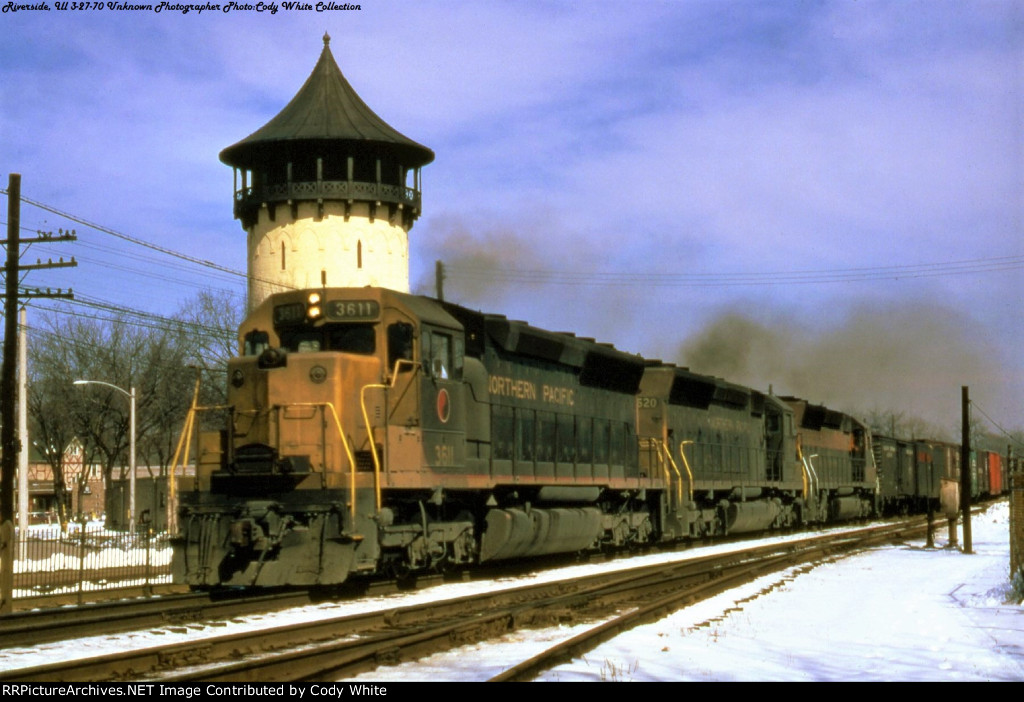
(173, 288, 244, 429)
(26, 290, 243, 522)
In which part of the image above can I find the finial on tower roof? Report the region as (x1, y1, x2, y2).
(323, 32, 331, 46)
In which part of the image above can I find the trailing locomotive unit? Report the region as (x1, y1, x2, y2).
(636, 364, 804, 537)
(173, 287, 657, 587)
(782, 398, 877, 522)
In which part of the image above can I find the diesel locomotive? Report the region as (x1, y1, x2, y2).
(172, 285, 886, 588)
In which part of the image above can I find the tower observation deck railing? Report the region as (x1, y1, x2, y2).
(234, 179, 421, 219)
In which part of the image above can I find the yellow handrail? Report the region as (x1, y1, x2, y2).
(659, 440, 683, 505)
(796, 438, 819, 504)
(641, 438, 672, 496)
(677, 440, 695, 503)
(359, 359, 420, 513)
(269, 402, 359, 523)
(642, 437, 688, 507)
(360, 385, 386, 513)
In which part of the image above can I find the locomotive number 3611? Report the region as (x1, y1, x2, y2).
(434, 444, 455, 466)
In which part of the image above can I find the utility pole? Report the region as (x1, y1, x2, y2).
(1, 174, 18, 615)
(17, 309, 27, 553)
(960, 386, 973, 554)
(0, 174, 77, 614)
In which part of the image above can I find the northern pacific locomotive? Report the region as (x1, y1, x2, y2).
(173, 285, 913, 588)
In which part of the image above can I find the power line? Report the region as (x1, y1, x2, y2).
(3, 192, 301, 296)
(3, 191, 247, 281)
(446, 255, 1024, 288)
(971, 401, 1024, 451)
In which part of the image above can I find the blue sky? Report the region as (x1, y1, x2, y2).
(1, 0, 1021, 436)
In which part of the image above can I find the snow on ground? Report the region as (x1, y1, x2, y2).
(343, 501, 1024, 682)
(0, 520, 872, 673)
(2, 502, 1020, 682)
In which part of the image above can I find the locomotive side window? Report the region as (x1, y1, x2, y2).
(454, 337, 464, 374)
(431, 333, 451, 378)
(423, 329, 463, 380)
(387, 322, 415, 371)
(244, 330, 270, 356)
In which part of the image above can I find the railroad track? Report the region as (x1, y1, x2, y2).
(0, 518, 928, 683)
(0, 578, 429, 649)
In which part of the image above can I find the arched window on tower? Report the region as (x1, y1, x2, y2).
(281, 246, 286, 271)
(357, 240, 363, 269)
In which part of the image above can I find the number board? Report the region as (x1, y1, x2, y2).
(326, 300, 381, 321)
(273, 303, 306, 325)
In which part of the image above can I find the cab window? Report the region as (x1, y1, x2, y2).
(278, 323, 376, 354)
(243, 330, 270, 356)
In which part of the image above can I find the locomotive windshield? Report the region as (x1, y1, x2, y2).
(278, 323, 376, 355)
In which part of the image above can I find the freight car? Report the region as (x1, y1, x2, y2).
(172, 286, 886, 588)
(873, 436, 960, 515)
(972, 448, 1007, 499)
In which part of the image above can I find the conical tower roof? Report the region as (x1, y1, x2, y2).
(220, 33, 434, 170)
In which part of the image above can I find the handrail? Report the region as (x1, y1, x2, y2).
(360, 384, 386, 513)
(168, 377, 202, 534)
(359, 359, 421, 513)
(677, 440, 695, 502)
(797, 441, 820, 507)
(640, 438, 671, 498)
(640, 437, 688, 508)
(272, 402, 359, 523)
(185, 401, 360, 524)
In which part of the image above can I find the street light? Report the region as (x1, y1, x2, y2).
(73, 380, 136, 534)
